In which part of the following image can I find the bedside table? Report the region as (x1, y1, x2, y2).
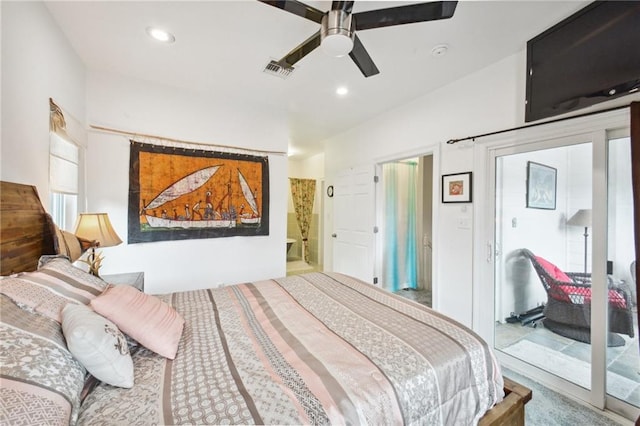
(102, 272, 144, 292)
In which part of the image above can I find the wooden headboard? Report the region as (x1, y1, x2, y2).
(0, 181, 57, 275)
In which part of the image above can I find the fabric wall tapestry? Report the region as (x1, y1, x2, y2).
(128, 141, 269, 244)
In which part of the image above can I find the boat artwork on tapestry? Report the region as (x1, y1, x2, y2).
(238, 168, 261, 225)
(141, 166, 261, 230)
(128, 140, 269, 244)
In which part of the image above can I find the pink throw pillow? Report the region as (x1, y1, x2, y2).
(534, 256, 573, 283)
(90, 286, 184, 359)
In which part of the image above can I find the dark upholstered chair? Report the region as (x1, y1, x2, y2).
(519, 249, 634, 347)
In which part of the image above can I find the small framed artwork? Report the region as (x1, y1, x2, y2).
(526, 161, 556, 210)
(442, 172, 472, 203)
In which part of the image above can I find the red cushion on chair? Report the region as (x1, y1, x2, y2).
(585, 289, 627, 309)
(557, 284, 590, 304)
(556, 285, 627, 309)
(535, 256, 573, 283)
(554, 285, 576, 303)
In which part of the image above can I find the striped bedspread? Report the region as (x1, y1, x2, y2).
(78, 272, 503, 425)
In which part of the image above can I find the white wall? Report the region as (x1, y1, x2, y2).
(322, 43, 640, 328)
(288, 153, 325, 181)
(85, 72, 289, 294)
(0, 2, 289, 295)
(323, 53, 523, 326)
(1, 1, 86, 204)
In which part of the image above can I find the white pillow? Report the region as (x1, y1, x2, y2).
(61, 303, 134, 388)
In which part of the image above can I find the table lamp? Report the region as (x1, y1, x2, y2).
(74, 213, 122, 276)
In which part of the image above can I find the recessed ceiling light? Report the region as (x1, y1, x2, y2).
(336, 86, 348, 96)
(146, 27, 175, 44)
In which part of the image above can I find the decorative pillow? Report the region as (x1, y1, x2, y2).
(38, 254, 72, 269)
(55, 227, 83, 262)
(0, 295, 86, 425)
(38, 256, 108, 293)
(91, 285, 184, 359)
(0, 257, 107, 323)
(534, 256, 573, 283)
(62, 303, 134, 388)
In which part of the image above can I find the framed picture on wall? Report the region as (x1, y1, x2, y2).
(442, 172, 472, 203)
(526, 161, 556, 210)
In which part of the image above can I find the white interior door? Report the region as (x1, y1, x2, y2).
(332, 166, 375, 283)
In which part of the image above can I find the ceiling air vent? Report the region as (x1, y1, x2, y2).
(263, 60, 295, 79)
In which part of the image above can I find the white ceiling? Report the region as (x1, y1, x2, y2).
(45, 0, 590, 158)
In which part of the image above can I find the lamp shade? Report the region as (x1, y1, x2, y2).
(74, 213, 122, 248)
(567, 209, 592, 228)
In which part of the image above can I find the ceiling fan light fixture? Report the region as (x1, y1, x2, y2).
(322, 34, 354, 57)
(321, 10, 355, 58)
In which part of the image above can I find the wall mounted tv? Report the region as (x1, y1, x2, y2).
(525, 1, 640, 123)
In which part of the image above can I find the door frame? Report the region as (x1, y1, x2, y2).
(474, 107, 637, 419)
(373, 146, 440, 303)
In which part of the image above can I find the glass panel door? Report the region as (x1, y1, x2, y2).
(606, 135, 639, 412)
(491, 129, 640, 421)
(494, 141, 595, 390)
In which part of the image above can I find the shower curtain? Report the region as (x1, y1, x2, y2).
(289, 178, 316, 264)
(382, 162, 418, 292)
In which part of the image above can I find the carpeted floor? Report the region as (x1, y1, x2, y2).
(503, 368, 629, 425)
(393, 287, 432, 307)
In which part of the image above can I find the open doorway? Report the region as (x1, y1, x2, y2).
(377, 154, 433, 307)
(286, 154, 325, 276)
(286, 178, 323, 275)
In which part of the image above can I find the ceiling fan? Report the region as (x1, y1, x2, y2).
(258, 1, 458, 77)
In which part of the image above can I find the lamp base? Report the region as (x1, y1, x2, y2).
(79, 247, 104, 277)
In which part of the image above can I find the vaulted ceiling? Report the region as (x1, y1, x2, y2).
(45, 1, 589, 157)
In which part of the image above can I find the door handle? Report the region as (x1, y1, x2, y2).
(331, 233, 337, 238)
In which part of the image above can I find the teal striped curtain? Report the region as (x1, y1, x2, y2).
(382, 162, 418, 292)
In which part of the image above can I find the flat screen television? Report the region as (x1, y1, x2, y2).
(525, 1, 640, 122)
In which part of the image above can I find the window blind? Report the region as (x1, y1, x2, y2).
(49, 132, 79, 194)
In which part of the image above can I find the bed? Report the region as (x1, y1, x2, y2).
(0, 180, 531, 425)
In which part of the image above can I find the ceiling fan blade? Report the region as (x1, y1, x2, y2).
(349, 35, 380, 77)
(258, 0, 325, 24)
(280, 31, 322, 67)
(332, 1, 355, 13)
(353, 1, 458, 31)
